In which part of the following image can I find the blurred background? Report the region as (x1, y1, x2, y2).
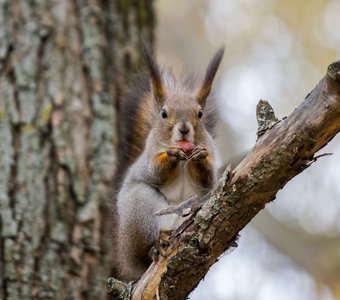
(156, 0, 340, 299)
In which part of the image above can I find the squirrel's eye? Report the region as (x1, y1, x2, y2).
(198, 109, 203, 119)
(161, 108, 168, 119)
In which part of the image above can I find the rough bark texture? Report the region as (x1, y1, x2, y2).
(0, 1, 154, 299)
(107, 60, 340, 300)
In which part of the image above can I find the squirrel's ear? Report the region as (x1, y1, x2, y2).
(141, 42, 166, 103)
(196, 46, 225, 107)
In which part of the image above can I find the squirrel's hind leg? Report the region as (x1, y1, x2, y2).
(149, 228, 175, 262)
(116, 183, 177, 280)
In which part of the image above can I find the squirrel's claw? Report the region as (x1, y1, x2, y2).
(167, 146, 188, 161)
(149, 245, 160, 262)
(188, 146, 208, 161)
(149, 228, 174, 262)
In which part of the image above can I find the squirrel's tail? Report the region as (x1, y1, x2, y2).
(114, 73, 153, 190)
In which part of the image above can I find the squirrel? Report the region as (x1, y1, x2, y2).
(114, 44, 224, 281)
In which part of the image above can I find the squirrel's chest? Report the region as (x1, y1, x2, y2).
(159, 163, 197, 205)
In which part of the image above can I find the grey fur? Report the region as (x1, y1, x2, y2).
(115, 47, 224, 280)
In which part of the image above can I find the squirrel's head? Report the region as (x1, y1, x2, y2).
(142, 44, 224, 145)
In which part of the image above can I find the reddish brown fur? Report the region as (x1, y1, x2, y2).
(154, 151, 180, 185)
(188, 155, 215, 188)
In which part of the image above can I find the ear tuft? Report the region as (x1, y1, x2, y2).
(141, 41, 166, 103)
(196, 46, 225, 106)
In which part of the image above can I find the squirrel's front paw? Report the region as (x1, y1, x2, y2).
(188, 145, 208, 161)
(167, 145, 188, 161)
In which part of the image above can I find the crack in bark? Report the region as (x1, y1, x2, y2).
(7, 72, 20, 217)
(0, 42, 14, 77)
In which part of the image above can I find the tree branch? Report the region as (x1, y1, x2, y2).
(108, 60, 340, 299)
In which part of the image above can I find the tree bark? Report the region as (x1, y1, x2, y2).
(107, 60, 340, 300)
(0, 1, 154, 299)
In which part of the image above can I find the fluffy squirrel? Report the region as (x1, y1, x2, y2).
(115, 44, 224, 281)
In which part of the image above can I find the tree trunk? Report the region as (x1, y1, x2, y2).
(0, 1, 154, 299)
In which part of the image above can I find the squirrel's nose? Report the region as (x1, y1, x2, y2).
(179, 124, 189, 135)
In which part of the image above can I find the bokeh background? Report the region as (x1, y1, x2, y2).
(156, 1, 340, 299)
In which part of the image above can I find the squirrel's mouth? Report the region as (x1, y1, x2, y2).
(175, 138, 194, 144)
